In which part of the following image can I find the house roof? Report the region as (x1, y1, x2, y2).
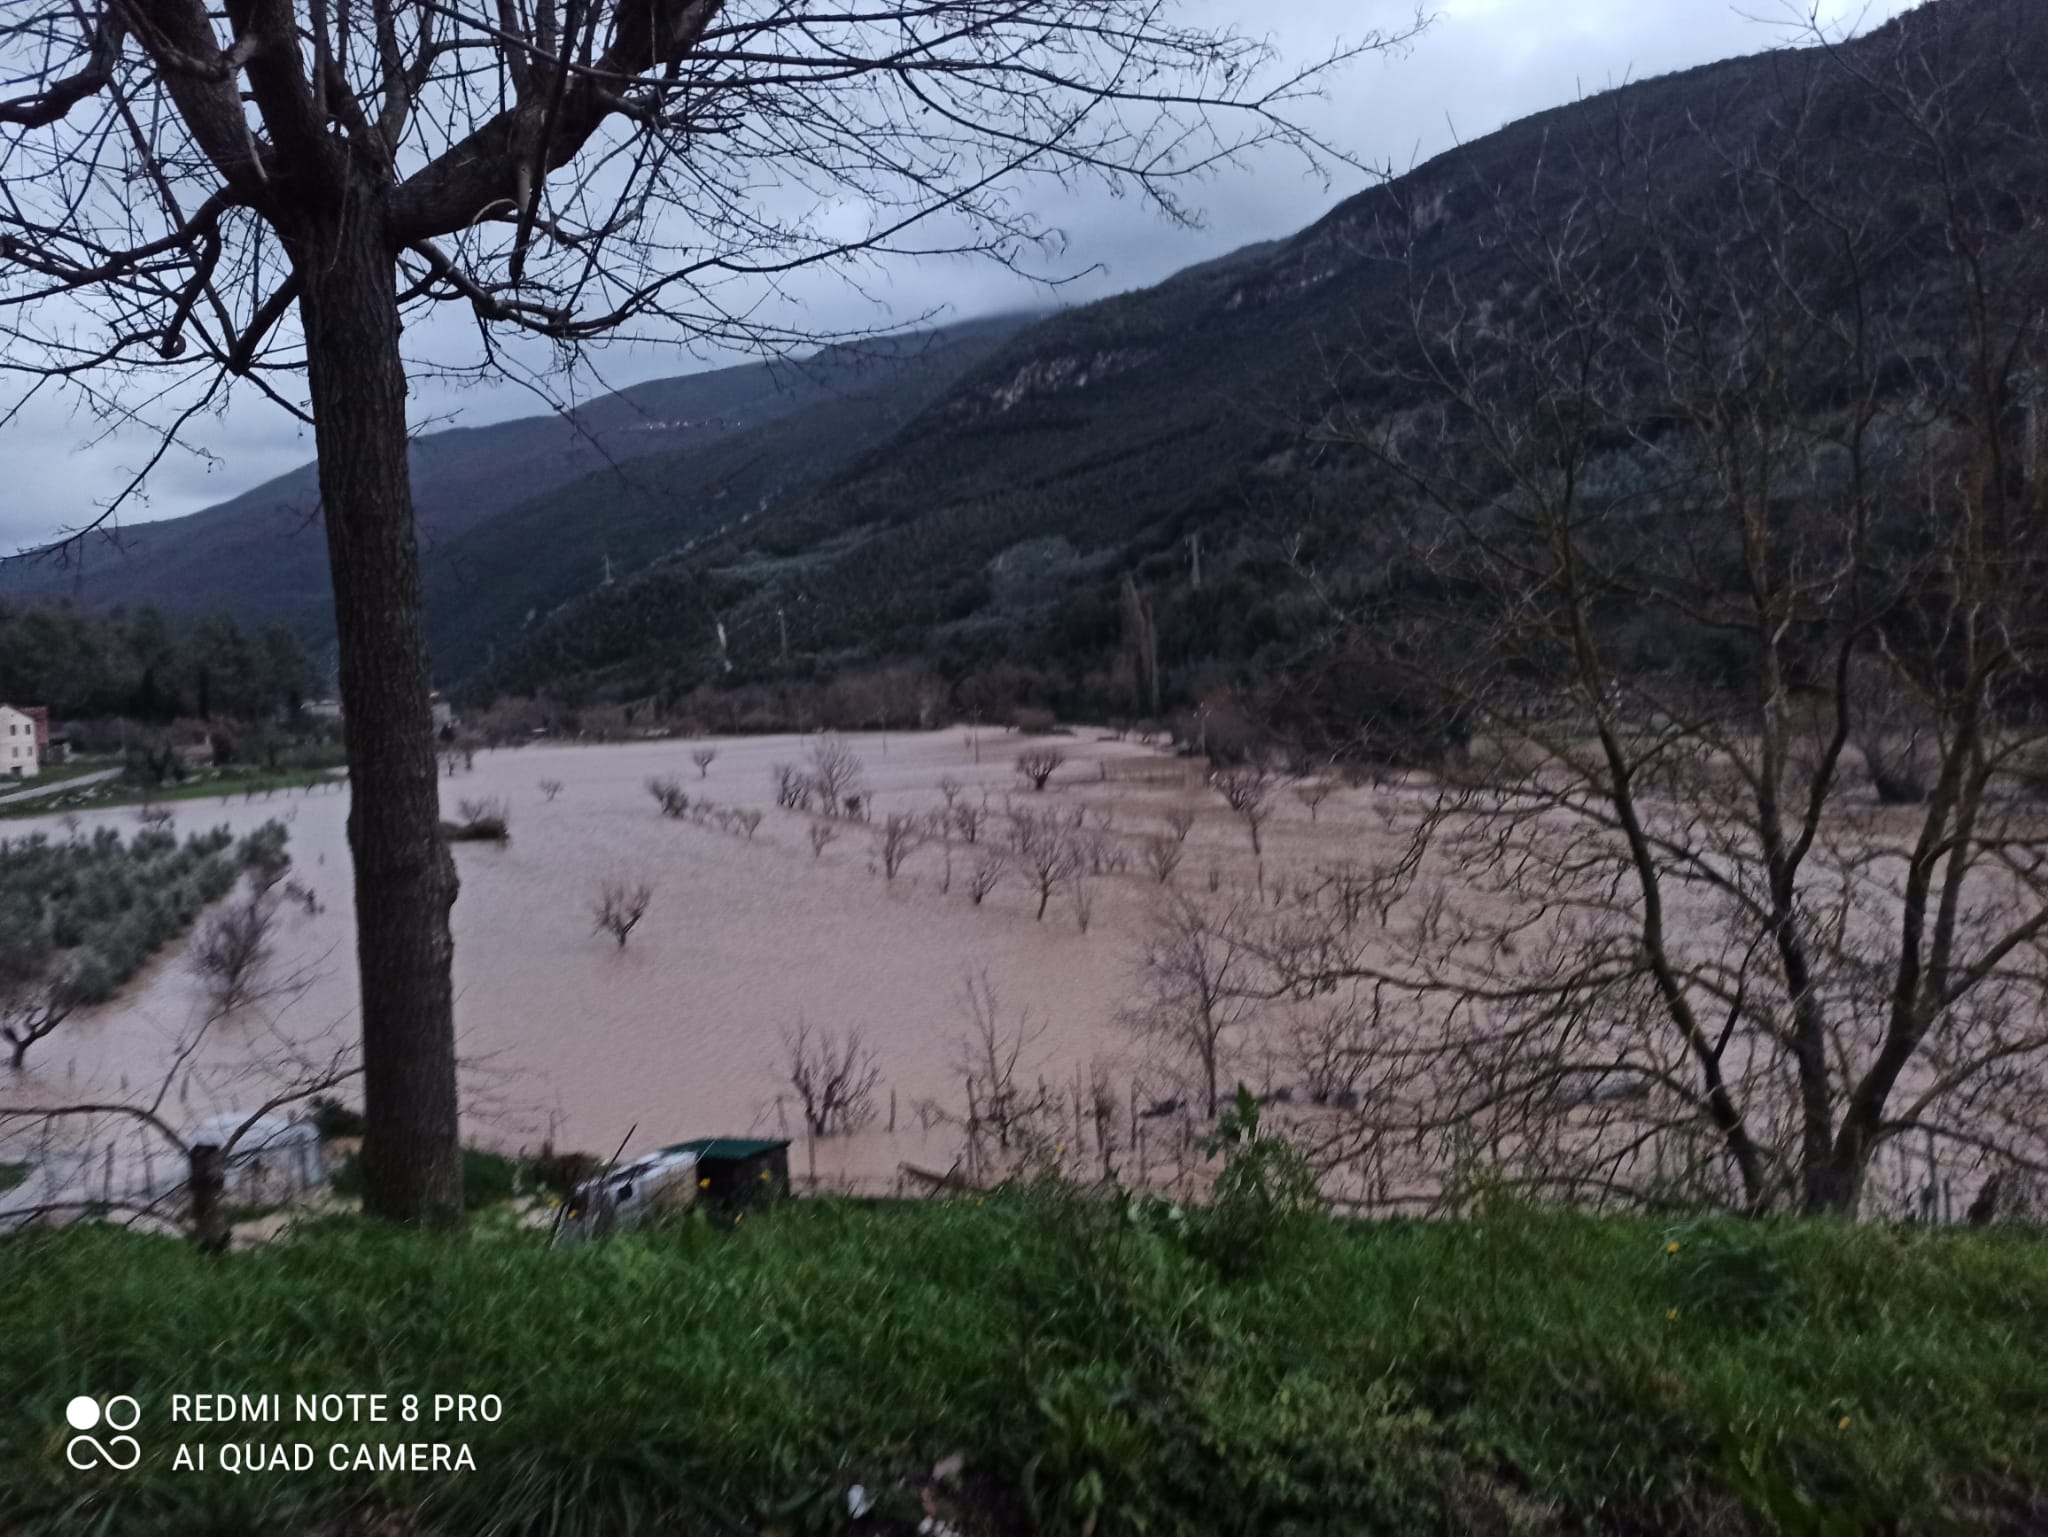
(659, 1137, 790, 1161)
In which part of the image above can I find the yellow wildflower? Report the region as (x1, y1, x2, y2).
(1838, 1417, 1852, 1431)
(1666, 1241, 1680, 1254)
(1666, 1308, 1679, 1322)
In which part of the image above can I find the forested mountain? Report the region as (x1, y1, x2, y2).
(8, 0, 2035, 740)
(0, 315, 1034, 673)
(474, 0, 2044, 730)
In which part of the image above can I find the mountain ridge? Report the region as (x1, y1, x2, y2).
(476, 0, 2028, 718)
(0, 313, 1041, 671)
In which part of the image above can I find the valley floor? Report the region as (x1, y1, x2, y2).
(0, 725, 1357, 1202)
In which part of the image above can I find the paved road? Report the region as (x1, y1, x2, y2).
(0, 767, 120, 807)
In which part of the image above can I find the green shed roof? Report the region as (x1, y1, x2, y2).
(660, 1137, 791, 1161)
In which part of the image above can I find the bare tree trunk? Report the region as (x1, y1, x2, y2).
(189, 1143, 229, 1254)
(293, 197, 463, 1226)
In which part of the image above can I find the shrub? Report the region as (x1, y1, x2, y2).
(646, 776, 690, 817)
(445, 799, 510, 841)
(331, 1147, 525, 1211)
(307, 1096, 366, 1140)
(1015, 748, 1065, 791)
(1186, 1088, 1321, 1277)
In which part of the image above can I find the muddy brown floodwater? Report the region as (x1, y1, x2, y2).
(3, 728, 1400, 1194)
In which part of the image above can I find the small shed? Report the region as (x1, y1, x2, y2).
(659, 1137, 790, 1212)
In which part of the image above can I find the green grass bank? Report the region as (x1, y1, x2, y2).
(2, 1194, 2043, 1536)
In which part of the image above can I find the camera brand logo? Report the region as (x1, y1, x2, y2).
(64, 1395, 141, 1470)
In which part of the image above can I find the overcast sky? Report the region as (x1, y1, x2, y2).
(0, 0, 1916, 554)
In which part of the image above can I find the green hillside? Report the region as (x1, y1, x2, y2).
(421, 316, 1034, 680)
(0, 316, 1034, 677)
(478, 0, 2043, 729)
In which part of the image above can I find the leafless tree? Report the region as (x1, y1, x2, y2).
(1120, 892, 1261, 1117)
(780, 1019, 881, 1137)
(1015, 748, 1065, 792)
(734, 808, 762, 841)
(1285, 988, 1376, 1107)
(1164, 806, 1198, 844)
(808, 737, 866, 817)
(1069, 872, 1097, 934)
(1087, 1059, 1123, 1181)
(1289, 9, 2048, 1216)
(808, 822, 837, 861)
(691, 747, 718, 780)
(1008, 808, 1081, 921)
(646, 776, 689, 818)
(191, 889, 276, 1013)
(967, 848, 1007, 906)
(135, 803, 175, 833)
(952, 800, 988, 845)
(539, 778, 564, 802)
(1848, 653, 1934, 805)
(938, 776, 963, 812)
(0, 0, 1403, 1224)
(1295, 779, 1335, 823)
(876, 811, 927, 881)
(591, 878, 653, 948)
(1214, 766, 1272, 856)
(952, 970, 1053, 1156)
(1142, 834, 1185, 885)
(772, 763, 813, 811)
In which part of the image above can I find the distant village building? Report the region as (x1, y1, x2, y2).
(168, 720, 215, 767)
(305, 699, 345, 723)
(0, 704, 43, 780)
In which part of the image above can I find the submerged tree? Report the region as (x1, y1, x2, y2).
(0, 0, 1406, 1223)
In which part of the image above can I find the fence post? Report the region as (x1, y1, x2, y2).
(189, 1144, 229, 1254)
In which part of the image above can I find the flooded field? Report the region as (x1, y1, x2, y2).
(1, 728, 1396, 1195)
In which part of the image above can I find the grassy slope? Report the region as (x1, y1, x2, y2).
(3, 1195, 2043, 1536)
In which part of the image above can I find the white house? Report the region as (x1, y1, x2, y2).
(0, 705, 41, 781)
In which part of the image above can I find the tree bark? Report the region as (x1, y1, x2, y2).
(1801, 1156, 1861, 1218)
(291, 191, 463, 1226)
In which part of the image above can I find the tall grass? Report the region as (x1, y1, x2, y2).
(1, 1192, 2042, 1535)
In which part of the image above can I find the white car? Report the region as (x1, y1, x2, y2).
(558, 1148, 700, 1239)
